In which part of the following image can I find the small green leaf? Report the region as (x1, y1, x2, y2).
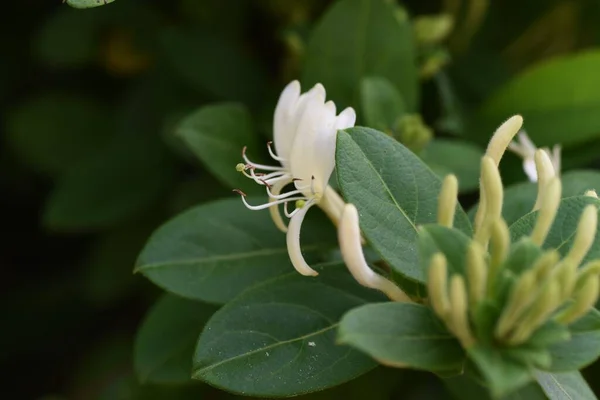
(43, 134, 174, 231)
(479, 50, 600, 147)
(134, 294, 218, 384)
(65, 0, 116, 8)
(136, 198, 336, 304)
(6, 92, 113, 176)
(360, 76, 406, 132)
(176, 103, 261, 193)
(420, 139, 484, 193)
(509, 196, 600, 263)
(336, 127, 472, 283)
(338, 302, 464, 372)
(419, 224, 472, 278)
(468, 344, 534, 398)
(534, 371, 597, 400)
(547, 308, 600, 371)
(193, 264, 384, 397)
(303, 0, 418, 110)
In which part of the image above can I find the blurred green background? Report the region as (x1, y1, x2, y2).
(4, 0, 600, 399)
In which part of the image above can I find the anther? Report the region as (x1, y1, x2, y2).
(232, 189, 247, 196)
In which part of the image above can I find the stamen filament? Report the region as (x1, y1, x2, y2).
(267, 141, 286, 162)
(238, 194, 307, 211)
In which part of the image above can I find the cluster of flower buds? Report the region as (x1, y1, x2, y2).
(428, 115, 600, 349)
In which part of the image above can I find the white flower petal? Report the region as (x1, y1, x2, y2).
(334, 107, 356, 130)
(273, 80, 301, 163)
(286, 200, 318, 276)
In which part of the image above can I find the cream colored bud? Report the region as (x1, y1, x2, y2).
(495, 270, 537, 339)
(474, 156, 504, 246)
(428, 253, 451, 319)
(585, 190, 598, 199)
(563, 205, 598, 268)
(437, 174, 458, 227)
(530, 178, 562, 246)
(553, 261, 578, 301)
(449, 275, 476, 348)
(531, 250, 560, 281)
(555, 275, 600, 325)
(533, 149, 557, 211)
(466, 242, 487, 308)
(485, 115, 524, 166)
(488, 218, 510, 293)
(338, 204, 410, 302)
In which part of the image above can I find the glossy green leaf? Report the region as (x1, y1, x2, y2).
(419, 224, 472, 279)
(509, 196, 600, 263)
(134, 294, 218, 384)
(43, 134, 175, 231)
(193, 264, 384, 397)
(160, 28, 266, 103)
(468, 344, 533, 398)
(6, 92, 112, 176)
(479, 50, 600, 147)
(336, 127, 472, 283)
(547, 309, 600, 371)
(360, 76, 406, 132)
(338, 302, 464, 372)
(534, 371, 597, 400)
(176, 103, 261, 194)
(420, 139, 484, 193)
(136, 197, 336, 304)
(499, 170, 600, 226)
(65, 0, 116, 8)
(303, 0, 418, 110)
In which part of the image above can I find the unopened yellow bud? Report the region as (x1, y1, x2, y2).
(449, 275, 476, 348)
(553, 261, 578, 300)
(530, 178, 561, 246)
(488, 218, 510, 292)
(532, 250, 560, 281)
(428, 253, 451, 319)
(437, 174, 458, 228)
(555, 275, 600, 325)
(485, 115, 524, 166)
(495, 270, 537, 339)
(563, 205, 598, 267)
(585, 190, 598, 198)
(413, 14, 454, 45)
(466, 242, 487, 308)
(533, 149, 557, 210)
(474, 156, 503, 246)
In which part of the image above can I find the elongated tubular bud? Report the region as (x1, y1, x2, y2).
(532, 250, 560, 281)
(338, 204, 410, 302)
(320, 185, 346, 227)
(488, 218, 510, 294)
(507, 280, 561, 345)
(449, 275, 476, 348)
(555, 275, 600, 325)
(474, 156, 503, 247)
(562, 205, 598, 268)
(428, 253, 451, 319)
(466, 242, 487, 309)
(438, 175, 459, 227)
(495, 270, 537, 339)
(530, 178, 561, 246)
(553, 261, 578, 301)
(576, 260, 600, 290)
(533, 149, 557, 211)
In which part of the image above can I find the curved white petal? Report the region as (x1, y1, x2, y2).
(334, 107, 356, 130)
(286, 200, 318, 276)
(273, 80, 301, 164)
(523, 159, 538, 182)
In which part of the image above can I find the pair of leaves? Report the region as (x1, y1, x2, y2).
(336, 127, 472, 284)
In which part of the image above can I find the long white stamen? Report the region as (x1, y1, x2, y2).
(267, 141, 286, 162)
(242, 147, 285, 171)
(266, 187, 306, 200)
(269, 179, 293, 232)
(287, 199, 319, 276)
(239, 195, 307, 211)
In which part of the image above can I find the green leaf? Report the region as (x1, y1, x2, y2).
(547, 308, 600, 371)
(6, 92, 113, 176)
(193, 264, 384, 397)
(336, 127, 472, 283)
(420, 139, 484, 193)
(175, 103, 261, 193)
(338, 302, 464, 372)
(509, 196, 600, 263)
(419, 224, 472, 278)
(134, 294, 218, 384)
(479, 50, 600, 148)
(500, 170, 600, 226)
(360, 76, 406, 131)
(43, 134, 175, 231)
(468, 344, 534, 398)
(34, 9, 98, 68)
(160, 28, 266, 104)
(303, 0, 418, 110)
(534, 371, 597, 400)
(65, 0, 116, 8)
(136, 197, 336, 304)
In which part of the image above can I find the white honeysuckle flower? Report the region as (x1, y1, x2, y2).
(235, 80, 356, 277)
(507, 130, 561, 182)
